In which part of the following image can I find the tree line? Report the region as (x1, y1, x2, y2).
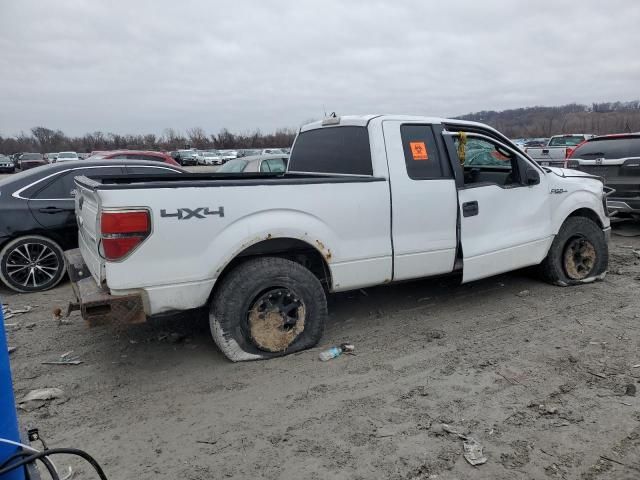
(3, 100, 640, 154)
(458, 100, 640, 138)
(0, 126, 297, 155)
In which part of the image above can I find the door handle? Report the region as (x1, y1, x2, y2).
(462, 201, 479, 217)
(38, 207, 67, 214)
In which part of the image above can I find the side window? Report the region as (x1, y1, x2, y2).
(453, 135, 519, 187)
(32, 173, 75, 199)
(400, 124, 448, 180)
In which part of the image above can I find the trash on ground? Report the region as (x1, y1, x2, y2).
(319, 343, 355, 361)
(463, 437, 488, 466)
(43, 351, 83, 365)
(632, 364, 640, 368)
(8, 346, 17, 355)
(439, 424, 487, 466)
(19, 387, 66, 411)
(2, 304, 33, 320)
(517, 290, 530, 297)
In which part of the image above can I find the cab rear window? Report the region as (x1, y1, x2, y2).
(288, 126, 373, 175)
(572, 137, 640, 160)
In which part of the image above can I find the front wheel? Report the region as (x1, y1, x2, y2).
(210, 256, 327, 362)
(0, 236, 66, 292)
(539, 217, 608, 286)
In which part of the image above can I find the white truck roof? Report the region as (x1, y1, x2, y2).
(299, 114, 502, 132)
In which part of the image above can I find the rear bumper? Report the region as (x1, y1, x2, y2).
(64, 248, 146, 326)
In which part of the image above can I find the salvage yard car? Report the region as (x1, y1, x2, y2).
(66, 115, 610, 362)
(0, 160, 185, 292)
(566, 133, 640, 216)
(217, 154, 288, 173)
(526, 134, 595, 167)
(0, 154, 15, 173)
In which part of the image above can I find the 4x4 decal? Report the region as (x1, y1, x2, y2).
(160, 207, 224, 219)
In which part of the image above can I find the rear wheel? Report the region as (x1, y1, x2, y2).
(0, 236, 66, 292)
(210, 256, 327, 362)
(539, 217, 608, 285)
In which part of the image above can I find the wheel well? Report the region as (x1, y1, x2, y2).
(214, 238, 332, 293)
(568, 208, 604, 229)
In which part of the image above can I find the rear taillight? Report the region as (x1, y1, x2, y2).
(100, 210, 150, 260)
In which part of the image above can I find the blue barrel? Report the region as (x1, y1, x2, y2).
(0, 306, 25, 480)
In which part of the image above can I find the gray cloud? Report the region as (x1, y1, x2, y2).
(1, 0, 639, 136)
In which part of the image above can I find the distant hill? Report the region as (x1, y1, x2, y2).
(457, 101, 640, 138)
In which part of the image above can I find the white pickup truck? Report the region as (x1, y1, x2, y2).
(526, 134, 596, 167)
(65, 115, 610, 361)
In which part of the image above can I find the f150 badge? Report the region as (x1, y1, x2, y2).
(160, 207, 224, 219)
(550, 188, 567, 194)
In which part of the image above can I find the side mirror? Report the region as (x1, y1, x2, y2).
(525, 167, 540, 186)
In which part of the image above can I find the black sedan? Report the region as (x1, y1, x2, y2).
(0, 159, 185, 292)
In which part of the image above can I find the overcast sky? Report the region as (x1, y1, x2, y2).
(1, 0, 639, 136)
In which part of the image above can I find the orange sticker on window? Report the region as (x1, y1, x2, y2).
(410, 141, 428, 160)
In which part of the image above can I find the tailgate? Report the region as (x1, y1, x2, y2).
(75, 180, 104, 285)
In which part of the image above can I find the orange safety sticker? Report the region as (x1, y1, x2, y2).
(410, 141, 428, 160)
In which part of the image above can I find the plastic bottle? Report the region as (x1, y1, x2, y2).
(319, 346, 343, 362)
(318, 343, 355, 362)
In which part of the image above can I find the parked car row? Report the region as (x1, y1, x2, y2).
(1, 148, 292, 173)
(168, 148, 289, 166)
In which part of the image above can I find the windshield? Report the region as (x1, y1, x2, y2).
(218, 159, 248, 172)
(21, 153, 43, 160)
(548, 136, 585, 147)
(58, 152, 77, 158)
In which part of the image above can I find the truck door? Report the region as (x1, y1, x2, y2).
(382, 121, 459, 281)
(445, 130, 553, 282)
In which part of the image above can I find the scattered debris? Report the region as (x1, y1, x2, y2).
(625, 383, 636, 397)
(517, 290, 530, 297)
(319, 343, 355, 362)
(2, 305, 33, 320)
(21, 387, 65, 402)
(53, 306, 71, 325)
(632, 364, 640, 368)
(439, 424, 487, 466)
(587, 370, 607, 379)
(19, 387, 66, 411)
(463, 437, 488, 466)
(8, 346, 17, 355)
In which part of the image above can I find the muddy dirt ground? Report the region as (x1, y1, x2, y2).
(4, 229, 640, 479)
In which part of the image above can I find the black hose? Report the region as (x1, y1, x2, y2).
(0, 451, 59, 480)
(0, 448, 107, 479)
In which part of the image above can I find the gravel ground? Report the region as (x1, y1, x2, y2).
(4, 229, 640, 479)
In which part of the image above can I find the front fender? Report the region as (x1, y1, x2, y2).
(550, 190, 608, 234)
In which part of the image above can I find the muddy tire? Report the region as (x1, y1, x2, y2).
(210, 256, 327, 362)
(539, 217, 608, 286)
(0, 235, 66, 293)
